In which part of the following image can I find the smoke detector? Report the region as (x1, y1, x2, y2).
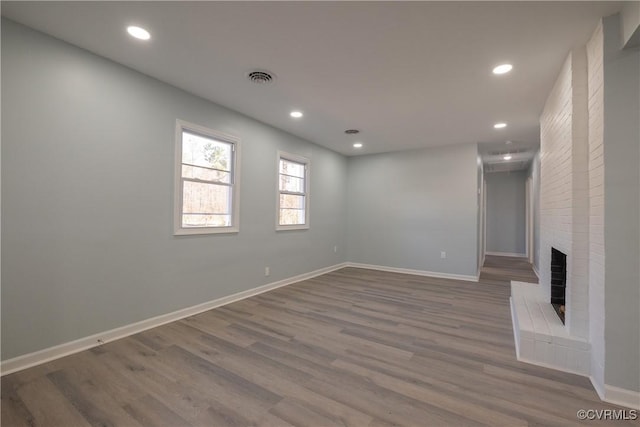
(246, 70, 276, 85)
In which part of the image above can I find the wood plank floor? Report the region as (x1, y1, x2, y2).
(2, 256, 637, 426)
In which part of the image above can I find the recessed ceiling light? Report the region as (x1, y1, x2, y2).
(290, 111, 303, 118)
(494, 122, 507, 129)
(493, 64, 513, 75)
(505, 140, 513, 145)
(353, 143, 363, 148)
(127, 26, 151, 41)
(503, 155, 512, 160)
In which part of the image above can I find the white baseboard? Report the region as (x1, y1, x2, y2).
(1, 262, 349, 376)
(485, 251, 528, 258)
(590, 375, 607, 401)
(509, 297, 521, 359)
(603, 384, 640, 410)
(346, 262, 479, 282)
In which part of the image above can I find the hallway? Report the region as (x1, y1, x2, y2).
(480, 254, 539, 285)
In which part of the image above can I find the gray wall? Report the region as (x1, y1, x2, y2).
(485, 171, 527, 255)
(346, 143, 479, 277)
(528, 152, 541, 271)
(1, 20, 348, 360)
(602, 14, 640, 393)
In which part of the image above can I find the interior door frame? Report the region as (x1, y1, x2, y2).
(481, 178, 487, 268)
(526, 176, 534, 264)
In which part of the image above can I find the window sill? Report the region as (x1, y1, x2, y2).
(174, 226, 239, 236)
(276, 224, 309, 231)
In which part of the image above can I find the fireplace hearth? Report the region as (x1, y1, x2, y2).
(551, 247, 567, 324)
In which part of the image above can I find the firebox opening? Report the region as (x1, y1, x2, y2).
(550, 247, 567, 324)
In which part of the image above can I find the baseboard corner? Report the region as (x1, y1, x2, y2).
(590, 375, 606, 401)
(532, 265, 540, 280)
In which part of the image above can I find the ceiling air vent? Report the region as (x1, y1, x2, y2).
(489, 148, 528, 156)
(246, 70, 276, 85)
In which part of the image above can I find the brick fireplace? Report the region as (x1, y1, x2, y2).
(511, 15, 640, 408)
(510, 44, 593, 376)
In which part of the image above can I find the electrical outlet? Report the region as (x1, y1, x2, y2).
(265, 267, 270, 277)
(441, 251, 446, 259)
(333, 245, 338, 253)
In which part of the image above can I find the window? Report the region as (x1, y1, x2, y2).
(277, 152, 309, 230)
(174, 120, 240, 235)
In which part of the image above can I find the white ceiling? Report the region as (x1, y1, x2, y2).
(2, 1, 621, 160)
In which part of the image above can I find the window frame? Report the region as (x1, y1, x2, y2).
(174, 119, 241, 235)
(276, 151, 310, 231)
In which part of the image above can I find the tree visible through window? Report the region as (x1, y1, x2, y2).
(175, 121, 239, 234)
(278, 153, 309, 229)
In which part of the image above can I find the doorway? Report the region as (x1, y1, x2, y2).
(526, 176, 534, 264)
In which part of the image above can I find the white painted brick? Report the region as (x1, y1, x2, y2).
(534, 340, 553, 364)
(540, 46, 591, 342)
(555, 345, 569, 367)
(521, 338, 535, 358)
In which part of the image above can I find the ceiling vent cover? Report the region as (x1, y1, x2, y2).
(247, 70, 276, 85)
(489, 148, 527, 156)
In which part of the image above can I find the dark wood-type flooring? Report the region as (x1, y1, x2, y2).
(2, 256, 636, 426)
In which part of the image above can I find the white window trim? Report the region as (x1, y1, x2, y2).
(174, 119, 241, 235)
(276, 151, 310, 231)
